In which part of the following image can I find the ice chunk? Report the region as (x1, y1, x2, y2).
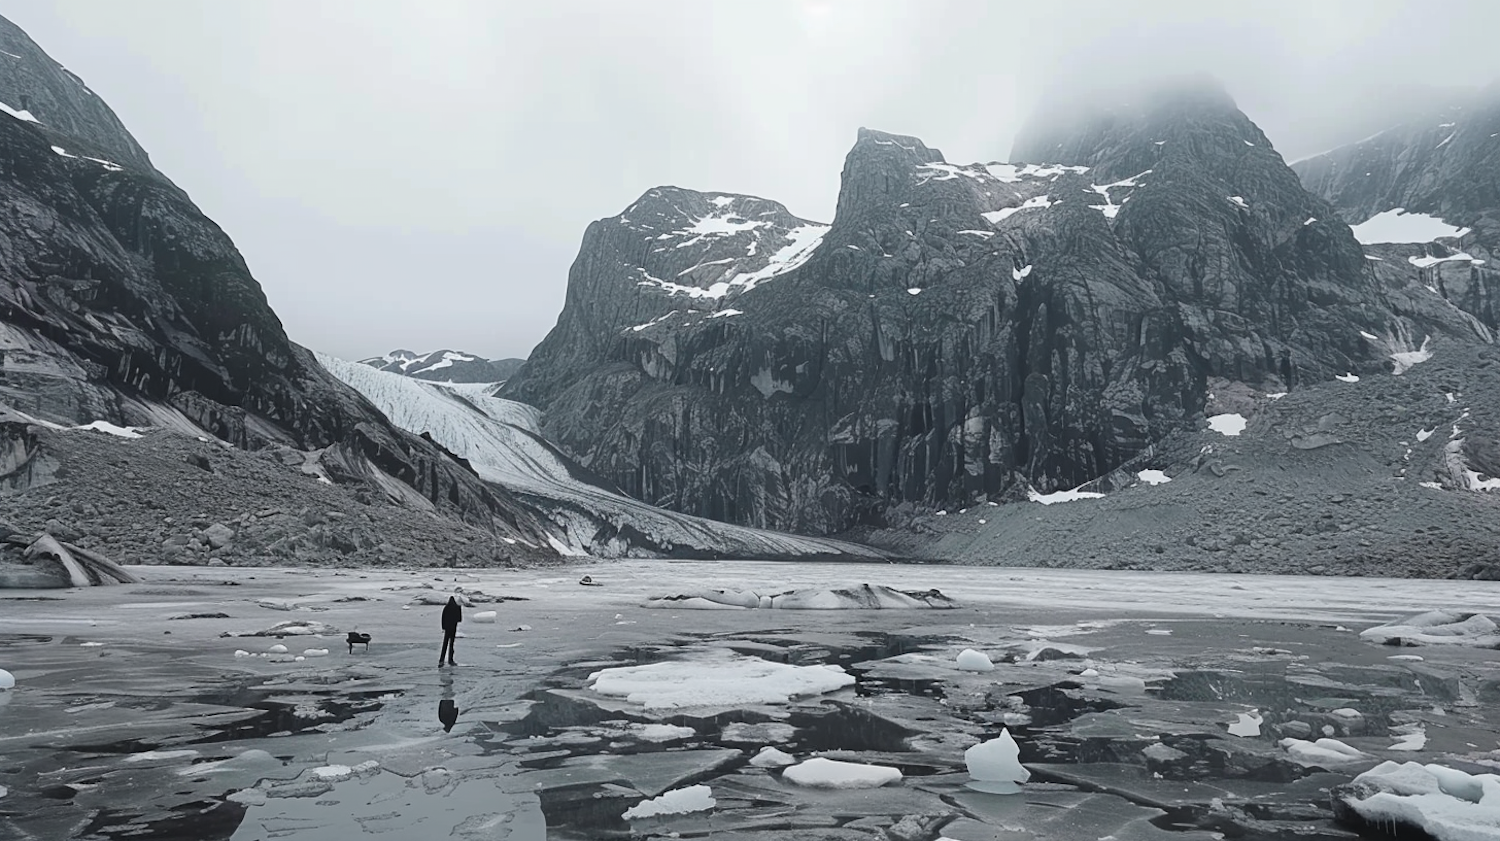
(587, 651, 854, 709)
(783, 757, 902, 789)
(955, 648, 994, 672)
(965, 728, 1030, 794)
(472, 610, 498, 623)
(302, 648, 329, 657)
(1360, 611, 1500, 648)
(1336, 761, 1500, 840)
(0, 669, 12, 689)
(622, 784, 715, 819)
(267, 644, 288, 654)
(749, 747, 797, 768)
(1208, 413, 1247, 436)
(1280, 737, 1369, 765)
(1228, 711, 1263, 737)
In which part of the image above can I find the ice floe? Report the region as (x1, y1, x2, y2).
(1334, 761, 1500, 840)
(1359, 611, 1500, 648)
(587, 651, 854, 709)
(1280, 737, 1370, 765)
(965, 729, 1030, 794)
(623, 784, 715, 819)
(783, 757, 902, 789)
(1228, 711, 1264, 737)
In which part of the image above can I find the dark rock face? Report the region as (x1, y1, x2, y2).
(1293, 85, 1500, 339)
(0, 17, 557, 553)
(359, 349, 524, 383)
(507, 80, 1490, 535)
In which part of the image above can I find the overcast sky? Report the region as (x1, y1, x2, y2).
(4, 1, 1495, 360)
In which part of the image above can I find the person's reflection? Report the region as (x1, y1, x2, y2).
(438, 670, 459, 732)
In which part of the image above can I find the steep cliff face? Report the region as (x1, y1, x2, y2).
(0, 16, 557, 551)
(506, 81, 1491, 535)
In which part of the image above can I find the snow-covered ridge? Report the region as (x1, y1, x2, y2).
(318, 353, 878, 560)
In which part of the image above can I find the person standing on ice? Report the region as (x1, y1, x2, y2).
(439, 596, 462, 666)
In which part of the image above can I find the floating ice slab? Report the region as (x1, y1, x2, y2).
(587, 651, 854, 709)
(955, 648, 995, 672)
(622, 784, 715, 820)
(1228, 711, 1264, 737)
(1281, 737, 1369, 765)
(1360, 611, 1500, 648)
(0, 668, 12, 690)
(966, 728, 1030, 794)
(1336, 761, 1500, 841)
(783, 757, 902, 789)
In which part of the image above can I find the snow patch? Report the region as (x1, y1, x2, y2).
(1228, 196, 1248, 209)
(1012, 264, 1033, 281)
(1336, 373, 1360, 383)
(1207, 413, 1247, 436)
(0, 100, 38, 122)
(982, 195, 1052, 224)
(1409, 252, 1483, 269)
(1028, 487, 1105, 505)
(1138, 469, 1171, 485)
(1350, 208, 1471, 244)
(73, 420, 144, 439)
(984, 162, 1089, 182)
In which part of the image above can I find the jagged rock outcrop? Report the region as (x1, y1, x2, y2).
(360, 349, 524, 383)
(505, 79, 1491, 535)
(0, 15, 558, 558)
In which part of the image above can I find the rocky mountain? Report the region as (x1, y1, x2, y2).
(360, 349, 524, 383)
(0, 15, 578, 569)
(504, 78, 1492, 536)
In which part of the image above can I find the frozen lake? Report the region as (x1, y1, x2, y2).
(2, 561, 1498, 840)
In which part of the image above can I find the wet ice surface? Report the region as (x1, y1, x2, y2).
(2, 562, 1500, 840)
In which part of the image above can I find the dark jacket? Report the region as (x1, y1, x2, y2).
(441, 597, 462, 631)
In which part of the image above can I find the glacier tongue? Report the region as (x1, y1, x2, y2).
(317, 353, 882, 561)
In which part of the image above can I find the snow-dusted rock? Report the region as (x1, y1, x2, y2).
(1333, 760, 1500, 840)
(955, 648, 995, 672)
(622, 784, 715, 819)
(965, 729, 1030, 793)
(783, 757, 902, 789)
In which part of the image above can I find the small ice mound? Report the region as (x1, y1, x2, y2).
(233, 650, 251, 658)
(1333, 761, 1500, 840)
(1360, 611, 1500, 648)
(622, 784, 715, 820)
(471, 610, 498, 623)
(955, 649, 994, 672)
(783, 757, 902, 789)
(1281, 737, 1370, 765)
(1336, 373, 1360, 383)
(266, 644, 288, 654)
(0, 669, 14, 690)
(302, 648, 329, 657)
(1207, 413, 1247, 436)
(965, 728, 1030, 794)
(749, 747, 797, 768)
(587, 651, 854, 710)
(1228, 711, 1263, 738)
